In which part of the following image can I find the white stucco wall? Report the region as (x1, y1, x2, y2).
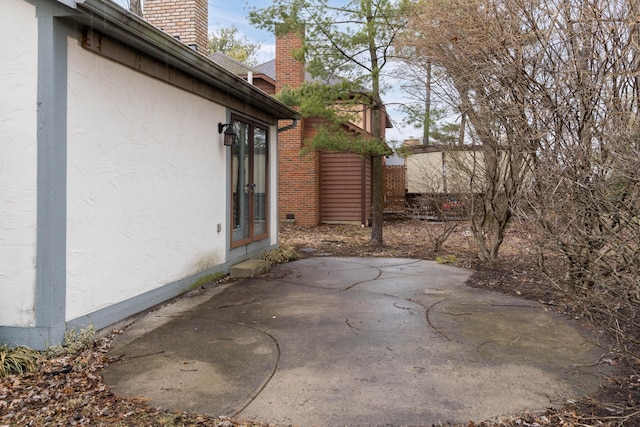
(0, 0, 38, 327)
(66, 39, 229, 320)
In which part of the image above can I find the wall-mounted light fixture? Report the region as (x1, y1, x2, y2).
(218, 122, 237, 146)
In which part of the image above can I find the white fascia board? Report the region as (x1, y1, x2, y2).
(55, 0, 84, 8)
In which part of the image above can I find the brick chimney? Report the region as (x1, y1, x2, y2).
(275, 26, 305, 92)
(275, 26, 321, 226)
(144, 0, 208, 54)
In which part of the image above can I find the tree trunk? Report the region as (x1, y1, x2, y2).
(370, 154, 383, 245)
(424, 61, 432, 145)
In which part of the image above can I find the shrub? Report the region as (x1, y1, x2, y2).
(262, 244, 301, 265)
(435, 254, 459, 265)
(45, 325, 95, 358)
(0, 345, 40, 377)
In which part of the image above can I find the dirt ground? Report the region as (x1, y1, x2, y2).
(1, 218, 638, 427)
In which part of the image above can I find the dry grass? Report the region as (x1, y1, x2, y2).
(0, 345, 40, 377)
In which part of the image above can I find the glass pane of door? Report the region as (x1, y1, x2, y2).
(253, 127, 268, 236)
(231, 122, 250, 243)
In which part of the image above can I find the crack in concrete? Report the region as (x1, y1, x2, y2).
(224, 321, 281, 418)
(179, 316, 282, 419)
(345, 318, 364, 331)
(425, 299, 453, 342)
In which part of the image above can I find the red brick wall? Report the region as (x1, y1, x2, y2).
(144, 0, 208, 55)
(275, 28, 306, 93)
(278, 123, 320, 226)
(276, 28, 321, 226)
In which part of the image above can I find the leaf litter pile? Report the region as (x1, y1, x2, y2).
(2, 218, 639, 426)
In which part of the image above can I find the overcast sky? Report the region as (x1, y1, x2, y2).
(209, 1, 418, 144)
(114, 0, 417, 144)
(208, 0, 278, 63)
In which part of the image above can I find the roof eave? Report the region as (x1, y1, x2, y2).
(66, 0, 300, 121)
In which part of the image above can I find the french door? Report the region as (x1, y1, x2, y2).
(230, 117, 268, 247)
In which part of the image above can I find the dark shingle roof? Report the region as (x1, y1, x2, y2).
(254, 59, 276, 79)
(210, 53, 333, 85)
(207, 52, 255, 75)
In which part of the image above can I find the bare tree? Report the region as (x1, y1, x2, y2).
(404, 146, 463, 253)
(518, 0, 640, 352)
(249, 0, 405, 246)
(402, 0, 640, 353)
(399, 0, 535, 262)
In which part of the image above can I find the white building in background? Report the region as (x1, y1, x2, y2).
(0, 0, 299, 349)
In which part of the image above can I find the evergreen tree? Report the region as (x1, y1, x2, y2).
(249, 0, 405, 245)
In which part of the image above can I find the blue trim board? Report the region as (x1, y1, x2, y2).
(1, 237, 275, 350)
(34, 8, 68, 346)
(73, 244, 275, 339)
(2, 2, 279, 351)
(0, 324, 66, 351)
(2, 263, 228, 350)
(67, 265, 232, 335)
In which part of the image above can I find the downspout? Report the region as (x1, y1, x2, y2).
(278, 119, 298, 133)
